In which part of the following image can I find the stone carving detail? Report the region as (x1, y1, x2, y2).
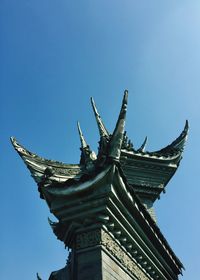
(101, 231, 151, 280)
(76, 230, 101, 249)
(76, 229, 151, 280)
(52, 167, 81, 175)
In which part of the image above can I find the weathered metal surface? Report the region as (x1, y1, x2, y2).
(77, 121, 96, 171)
(11, 92, 188, 205)
(108, 90, 128, 161)
(11, 91, 187, 280)
(45, 163, 183, 278)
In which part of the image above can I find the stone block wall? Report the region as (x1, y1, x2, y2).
(102, 250, 137, 280)
(75, 228, 150, 280)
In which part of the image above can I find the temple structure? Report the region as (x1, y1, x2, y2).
(11, 91, 188, 280)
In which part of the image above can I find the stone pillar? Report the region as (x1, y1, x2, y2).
(72, 227, 151, 280)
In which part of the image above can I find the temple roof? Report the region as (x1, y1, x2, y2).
(11, 91, 187, 278)
(11, 137, 85, 183)
(46, 163, 184, 275)
(11, 91, 188, 203)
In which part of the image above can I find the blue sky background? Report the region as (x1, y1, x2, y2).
(1, 1, 200, 279)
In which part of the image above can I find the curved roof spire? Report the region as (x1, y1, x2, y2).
(171, 120, 189, 151)
(77, 122, 97, 168)
(108, 90, 128, 161)
(36, 273, 42, 280)
(77, 121, 88, 149)
(137, 136, 148, 152)
(91, 97, 110, 138)
(156, 120, 189, 155)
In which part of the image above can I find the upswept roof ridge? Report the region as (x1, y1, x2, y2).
(45, 163, 184, 275)
(11, 91, 187, 277)
(11, 91, 188, 199)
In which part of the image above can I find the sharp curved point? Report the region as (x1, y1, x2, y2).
(108, 91, 128, 161)
(90, 96, 95, 107)
(181, 120, 189, 139)
(77, 120, 97, 165)
(77, 121, 82, 138)
(90, 97, 98, 116)
(77, 121, 87, 149)
(10, 136, 16, 145)
(181, 120, 189, 143)
(10, 136, 23, 152)
(10, 137, 32, 158)
(123, 89, 128, 105)
(155, 120, 189, 156)
(138, 136, 148, 152)
(184, 119, 189, 132)
(118, 89, 129, 119)
(90, 96, 109, 138)
(36, 273, 42, 280)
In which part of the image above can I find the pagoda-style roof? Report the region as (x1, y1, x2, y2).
(120, 120, 188, 202)
(11, 91, 187, 279)
(46, 163, 184, 277)
(11, 91, 188, 204)
(11, 137, 86, 188)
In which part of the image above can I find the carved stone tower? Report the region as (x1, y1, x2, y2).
(11, 91, 188, 280)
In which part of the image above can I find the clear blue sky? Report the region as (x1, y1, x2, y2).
(1, 1, 199, 279)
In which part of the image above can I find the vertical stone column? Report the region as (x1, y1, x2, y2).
(73, 227, 150, 280)
(74, 228, 103, 280)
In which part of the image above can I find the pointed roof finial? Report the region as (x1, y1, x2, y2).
(184, 119, 189, 133)
(172, 120, 189, 151)
(77, 121, 97, 168)
(156, 120, 189, 155)
(77, 121, 88, 149)
(91, 97, 110, 138)
(108, 90, 128, 161)
(137, 136, 148, 152)
(37, 273, 42, 280)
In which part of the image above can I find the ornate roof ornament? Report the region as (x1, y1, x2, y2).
(91, 90, 128, 165)
(108, 90, 128, 161)
(77, 121, 96, 171)
(137, 136, 148, 152)
(155, 120, 189, 155)
(36, 273, 42, 280)
(77, 121, 88, 150)
(90, 97, 110, 138)
(11, 90, 187, 279)
(11, 92, 188, 203)
(121, 131, 134, 150)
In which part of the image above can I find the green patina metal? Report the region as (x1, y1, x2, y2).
(11, 91, 188, 280)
